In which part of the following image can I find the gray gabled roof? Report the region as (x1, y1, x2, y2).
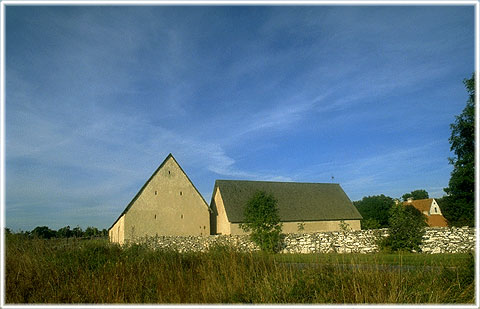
(109, 154, 210, 231)
(212, 180, 362, 223)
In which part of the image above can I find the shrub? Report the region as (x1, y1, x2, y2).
(240, 191, 283, 253)
(297, 222, 305, 232)
(380, 204, 427, 252)
(361, 218, 381, 230)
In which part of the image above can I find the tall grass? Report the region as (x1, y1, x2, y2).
(5, 234, 475, 304)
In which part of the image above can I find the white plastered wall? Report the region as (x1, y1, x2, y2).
(123, 157, 210, 241)
(109, 214, 125, 244)
(213, 188, 231, 235)
(429, 199, 442, 215)
(228, 219, 361, 235)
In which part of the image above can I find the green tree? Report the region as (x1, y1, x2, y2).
(31, 226, 56, 239)
(353, 195, 395, 228)
(443, 74, 475, 227)
(57, 226, 73, 238)
(72, 226, 84, 238)
(85, 226, 99, 238)
(381, 204, 427, 252)
(361, 218, 381, 230)
(401, 189, 429, 201)
(101, 229, 108, 237)
(240, 191, 283, 253)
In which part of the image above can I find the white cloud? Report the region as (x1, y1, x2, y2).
(288, 141, 449, 200)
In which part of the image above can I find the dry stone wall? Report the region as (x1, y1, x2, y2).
(132, 227, 475, 254)
(281, 229, 389, 254)
(420, 227, 475, 253)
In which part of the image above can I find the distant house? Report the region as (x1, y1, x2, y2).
(403, 198, 448, 227)
(109, 154, 210, 244)
(209, 180, 363, 235)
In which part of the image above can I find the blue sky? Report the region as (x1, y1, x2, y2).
(5, 5, 474, 231)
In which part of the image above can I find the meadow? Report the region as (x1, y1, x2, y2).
(5, 234, 475, 304)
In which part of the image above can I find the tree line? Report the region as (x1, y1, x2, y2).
(354, 190, 427, 230)
(354, 189, 472, 230)
(5, 225, 108, 239)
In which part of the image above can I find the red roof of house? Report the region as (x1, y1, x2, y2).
(403, 198, 448, 227)
(403, 198, 433, 212)
(427, 214, 448, 227)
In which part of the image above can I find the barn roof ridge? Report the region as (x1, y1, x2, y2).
(215, 179, 340, 185)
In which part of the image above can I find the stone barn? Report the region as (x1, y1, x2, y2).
(209, 180, 363, 235)
(109, 154, 210, 244)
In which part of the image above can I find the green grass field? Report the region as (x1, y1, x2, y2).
(5, 234, 475, 304)
(271, 250, 473, 266)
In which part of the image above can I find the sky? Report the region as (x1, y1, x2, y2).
(5, 4, 475, 231)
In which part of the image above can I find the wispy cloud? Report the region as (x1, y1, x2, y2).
(289, 141, 451, 200)
(5, 6, 473, 230)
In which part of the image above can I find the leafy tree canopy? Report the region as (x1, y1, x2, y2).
(353, 195, 395, 228)
(380, 204, 427, 252)
(240, 191, 283, 252)
(31, 226, 56, 239)
(57, 226, 73, 238)
(72, 226, 84, 238)
(443, 74, 475, 227)
(85, 226, 100, 237)
(401, 189, 429, 201)
(361, 218, 381, 230)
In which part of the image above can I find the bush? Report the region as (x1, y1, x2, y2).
(361, 218, 381, 230)
(380, 204, 427, 252)
(240, 191, 283, 253)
